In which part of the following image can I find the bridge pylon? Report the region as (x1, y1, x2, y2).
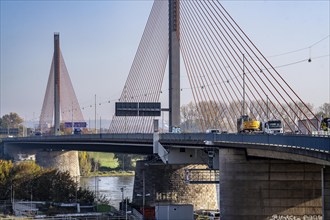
(169, 0, 181, 132)
(39, 33, 84, 135)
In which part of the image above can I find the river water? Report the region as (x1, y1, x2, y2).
(80, 176, 134, 210)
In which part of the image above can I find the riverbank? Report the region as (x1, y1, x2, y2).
(88, 170, 135, 177)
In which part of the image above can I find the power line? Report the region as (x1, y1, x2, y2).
(267, 35, 329, 58)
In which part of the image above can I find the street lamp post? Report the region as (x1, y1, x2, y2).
(136, 169, 150, 219)
(120, 187, 127, 220)
(143, 169, 145, 217)
(94, 176, 101, 212)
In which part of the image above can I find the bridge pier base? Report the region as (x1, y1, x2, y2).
(219, 148, 322, 220)
(132, 160, 218, 211)
(323, 166, 330, 219)
(36, 150, 80, 178)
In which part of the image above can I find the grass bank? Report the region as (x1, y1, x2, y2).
(88, 170, 135, 177)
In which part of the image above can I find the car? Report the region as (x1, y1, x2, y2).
(208, 211, 220, 220)
(73, 128, 82, 135)
(172, 126, 181, 133)
(206, 129, 220, 134)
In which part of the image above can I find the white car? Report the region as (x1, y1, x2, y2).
(206, 129, 220, 134)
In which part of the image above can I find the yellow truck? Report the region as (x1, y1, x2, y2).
(321, 117, 330, 131)
(237, 115, 262, 133)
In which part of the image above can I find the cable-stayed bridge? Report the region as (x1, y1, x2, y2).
(1, 0, 330, 219)
(38, 0, 322, 135)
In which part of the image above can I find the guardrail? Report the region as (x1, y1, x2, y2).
(160, 133, 330, 153)
(2, 132, 329, 157)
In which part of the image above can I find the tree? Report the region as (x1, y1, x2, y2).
(9, 161, 43, 201)
(115, 154, 134, 171)
(317, 103, 330, 117)
(0, 112, 23, 129)
(181, 102, 200, 132)
(78, 152, 92, 176)
(90, 158, 101, 172)
(0, 161, 97, 204)
(0, 160, 13, 200)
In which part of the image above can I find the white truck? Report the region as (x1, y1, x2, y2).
(297, 118, 319, 135)
(262, 119, 283, 134)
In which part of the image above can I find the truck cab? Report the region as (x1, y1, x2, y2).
(263, 120, 283, 134)
(321, 117, 330, 131)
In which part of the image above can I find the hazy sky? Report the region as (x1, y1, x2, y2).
(1, 0, 329, 123)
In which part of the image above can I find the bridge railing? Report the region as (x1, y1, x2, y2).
(212, 133, 330, 153)
(160, 133, 330, 153)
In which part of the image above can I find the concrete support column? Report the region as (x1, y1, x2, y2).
(132, 161, 218, 211)
(219, 148, 322, 220)
(322, 166, 330, 219)
(36, 150, 80, 177)
(54, 33, 61, 136)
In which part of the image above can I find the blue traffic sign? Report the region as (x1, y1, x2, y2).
(64, 122, 87, 128)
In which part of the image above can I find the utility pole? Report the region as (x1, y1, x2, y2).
(100, 116, 102, 133)
(94, 94, 97, 134)
(142, 169, 145, 218)
(242, 54, 246, 116)
(266, 95, 269, 121)
(71, 101, 74, 134)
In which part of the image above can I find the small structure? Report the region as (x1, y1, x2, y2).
(155, 204, 193, 220)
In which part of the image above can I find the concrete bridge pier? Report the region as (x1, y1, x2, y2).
(218, 148, 323, 220)
(323, 166, 330, 219)
(36, 150, 80, 178)
(132, 160, 218, 211)
(3, 144, 38, 161)
(3, 144, 80, 177)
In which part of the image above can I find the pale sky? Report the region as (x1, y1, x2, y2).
(1, 0, 329, 124)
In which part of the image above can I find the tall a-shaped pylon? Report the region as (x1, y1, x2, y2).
(39, 33, 84, 134)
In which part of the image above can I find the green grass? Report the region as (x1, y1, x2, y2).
(88, 152, 119, 168)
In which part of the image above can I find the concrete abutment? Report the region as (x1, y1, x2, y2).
(132, 161, 218, 211)
(323, 166, 330, 219)
(219, 148, 323, 220)
(36, 150, 80, 177)
(3, 144, 80, 177)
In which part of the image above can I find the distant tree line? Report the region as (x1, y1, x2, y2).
(180, 101, 330, 132)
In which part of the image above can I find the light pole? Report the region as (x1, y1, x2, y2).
(126, 196, 128, 220)
(100, 116, 102, 133)
(136, 169, 150, 219)
(94, 176, 101, 212)
(11, 181, 15, 213)
(71, 101, 74, 134)
(266, 95, 269, 121)
(143, 169, 145, 217)
(120, 187, 127, 220)
(94, 176, 97, 201)
(94, 94, 97, 134)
